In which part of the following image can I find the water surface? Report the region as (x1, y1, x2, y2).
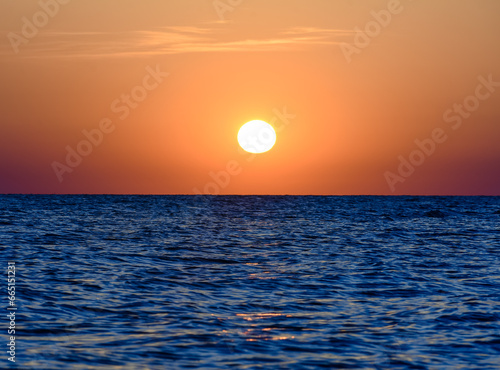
(1, 195, 499, 369)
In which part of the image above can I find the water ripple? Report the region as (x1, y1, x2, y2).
(0, 195, 499, 369)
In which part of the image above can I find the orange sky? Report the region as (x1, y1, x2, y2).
(1, 0, 499, 195)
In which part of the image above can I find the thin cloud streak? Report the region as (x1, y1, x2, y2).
(2, 26, 354, 59)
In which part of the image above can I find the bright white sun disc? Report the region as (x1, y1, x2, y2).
(237, 120, 276, 154)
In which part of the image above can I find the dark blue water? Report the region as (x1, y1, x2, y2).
(1, 195, 499, 369)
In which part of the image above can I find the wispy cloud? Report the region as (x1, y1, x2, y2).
(283, 27, 354, 36)
(2, 26, 353, 59)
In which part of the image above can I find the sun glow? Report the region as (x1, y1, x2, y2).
(237, 120, 277, 154)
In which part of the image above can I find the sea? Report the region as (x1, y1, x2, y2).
(0, 195, 499, 369)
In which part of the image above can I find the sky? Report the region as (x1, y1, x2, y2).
(0, 0, 499, 195)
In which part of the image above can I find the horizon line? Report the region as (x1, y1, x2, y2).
(1, 193, 499, 197)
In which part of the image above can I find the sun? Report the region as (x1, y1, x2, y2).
(237, 120, 277, 154)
